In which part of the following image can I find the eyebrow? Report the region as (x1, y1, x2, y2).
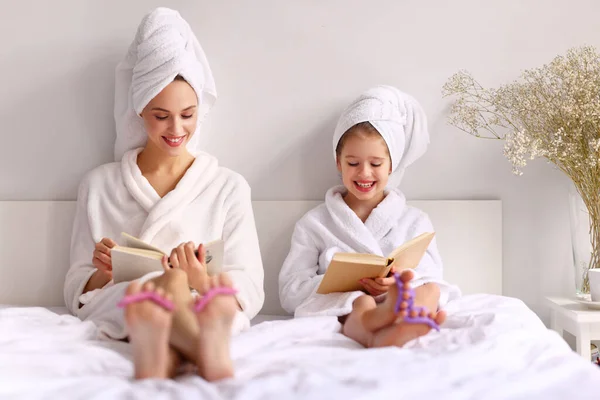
(151, 105, 197, 112)
(345, 155, 386, 160)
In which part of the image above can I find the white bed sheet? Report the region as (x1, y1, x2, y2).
(1, 294, 599, 400)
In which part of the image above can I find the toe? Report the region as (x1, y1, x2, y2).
(126, 281, 142, 296)
(399, 269, 414, 283)
(219, 272, 233, 288)
(143, 281, 155, 292)
(434, 310, 447, 325)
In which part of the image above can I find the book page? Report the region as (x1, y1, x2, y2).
(121, 232, 166, 255)
(387, 232, 435, 270)
(317, 259, 390, 294)
(111, 249, 164, 283)
(332, 252, 387, 265)
(204, 239, 224, 276)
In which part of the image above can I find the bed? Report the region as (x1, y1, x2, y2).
(0, 200, 599, 399)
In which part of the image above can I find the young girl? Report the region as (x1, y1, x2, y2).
(64, 8, 263, 381)
(278, 86, 460, 348)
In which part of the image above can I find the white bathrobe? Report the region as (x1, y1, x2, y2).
(278, 185, 460, 317)
(64, 148, 264, 339)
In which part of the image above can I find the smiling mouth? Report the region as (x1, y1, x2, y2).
(354, 181, 375, 192)
(162, 135, 186, 147)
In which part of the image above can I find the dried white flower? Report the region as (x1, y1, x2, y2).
(443, 46, 600, 289)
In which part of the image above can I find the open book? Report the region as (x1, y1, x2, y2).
(316, 232, 435, 295)
(111, 232, 224, 284)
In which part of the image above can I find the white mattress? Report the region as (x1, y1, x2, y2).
(1, 295, 599, 400)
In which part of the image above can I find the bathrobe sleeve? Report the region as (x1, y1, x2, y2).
(406, 212, 460, 307)
(221, 175, 265, 319)
(63, 177, 99, 314)
(278, 217, 324, 314)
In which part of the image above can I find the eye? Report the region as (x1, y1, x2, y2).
(371, 163, 382, 167)
(347, 162, 359, 167)
(181, 114, 194, 119)
(155, 115, 168, 121)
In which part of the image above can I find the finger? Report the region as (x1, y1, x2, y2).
(358, 279, 383, 296)
(96, 243, 112, 256)
(177, 244, 187, 266)
(161, 255, 170, 271)
(94, 252, 112, 267)
(361, 278, 388, 293)
(197, 243, 206, 265)
(93, 257, 112, 272)
(101, 238, 117, 249)
(374, 277, 396, 287)
(170, 249, 179, 269)
(184, 242, 197, 265)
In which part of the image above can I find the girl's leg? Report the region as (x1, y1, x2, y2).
(341, 295, 378, 347)
(342, 270, 446, 348)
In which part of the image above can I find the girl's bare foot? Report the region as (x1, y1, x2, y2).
(370, 309, 446, 348)
(123, 281, 173, 379)
(193, 273, 237, 381)
(362, 270, 446, 348)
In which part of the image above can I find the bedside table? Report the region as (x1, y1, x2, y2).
(545, 296, 600, 361)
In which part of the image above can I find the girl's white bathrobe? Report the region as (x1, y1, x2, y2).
(278, 185, 460, 317)
(64, 148, 264, 339)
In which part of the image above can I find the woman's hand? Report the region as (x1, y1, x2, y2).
(168, 241, 209, 291)
(92, 238, 116, 278)
(359, 267, 397, 297)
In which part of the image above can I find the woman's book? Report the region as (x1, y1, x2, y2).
(111, 232, 224, 283)
(316, 232, 435, 294)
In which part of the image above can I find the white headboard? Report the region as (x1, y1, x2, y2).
(0, 200, 502, 315)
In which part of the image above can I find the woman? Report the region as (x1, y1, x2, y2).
(63, 7, 264, 381)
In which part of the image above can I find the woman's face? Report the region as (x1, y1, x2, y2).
(140, 79, 198, 157)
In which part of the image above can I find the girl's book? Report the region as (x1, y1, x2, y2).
(316, 232, 435, 294)
(111, 232, 224, 283)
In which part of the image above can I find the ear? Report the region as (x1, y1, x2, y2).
(336, 158, 342, 173)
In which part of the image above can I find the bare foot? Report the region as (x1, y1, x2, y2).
(361, 269, 416, 332)
(193, 273, 237, 381)
(370, 310, 446, 348)
(123, 281, 173, 380)
(362, 270, 446, 348)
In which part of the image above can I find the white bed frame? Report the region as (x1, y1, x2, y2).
(0, 200, 502, 316)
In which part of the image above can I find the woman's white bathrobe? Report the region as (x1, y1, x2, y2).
(64, 148, 264, 339)
(278, 186, 460, 317)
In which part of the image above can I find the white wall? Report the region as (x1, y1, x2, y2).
(2, 0, 598, 323)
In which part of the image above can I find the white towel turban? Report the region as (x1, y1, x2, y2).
(113, 7, 217, 161)
(332, 85, 430, 187)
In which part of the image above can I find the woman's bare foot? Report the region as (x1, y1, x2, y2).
(193, 273, 237, 381)
(362, 270, 446, 348)
(123, 281, 173, 380)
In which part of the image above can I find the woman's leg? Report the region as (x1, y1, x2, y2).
(148, 269, 203, 364)
(123, 281, 180, 379)
(191, 273, 238, 381)
(148, 269, 238, 381)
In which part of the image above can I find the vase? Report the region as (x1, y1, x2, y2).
(568, 181, 598, 297)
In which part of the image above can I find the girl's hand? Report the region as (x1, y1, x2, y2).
(359, 267, 397, 297)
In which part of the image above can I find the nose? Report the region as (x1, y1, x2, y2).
(170, 117, 185, 136)
(357, 164, 371, 178)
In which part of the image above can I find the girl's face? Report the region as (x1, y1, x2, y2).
(140, 79, 198, 157)
(336, 130, 392, 202)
